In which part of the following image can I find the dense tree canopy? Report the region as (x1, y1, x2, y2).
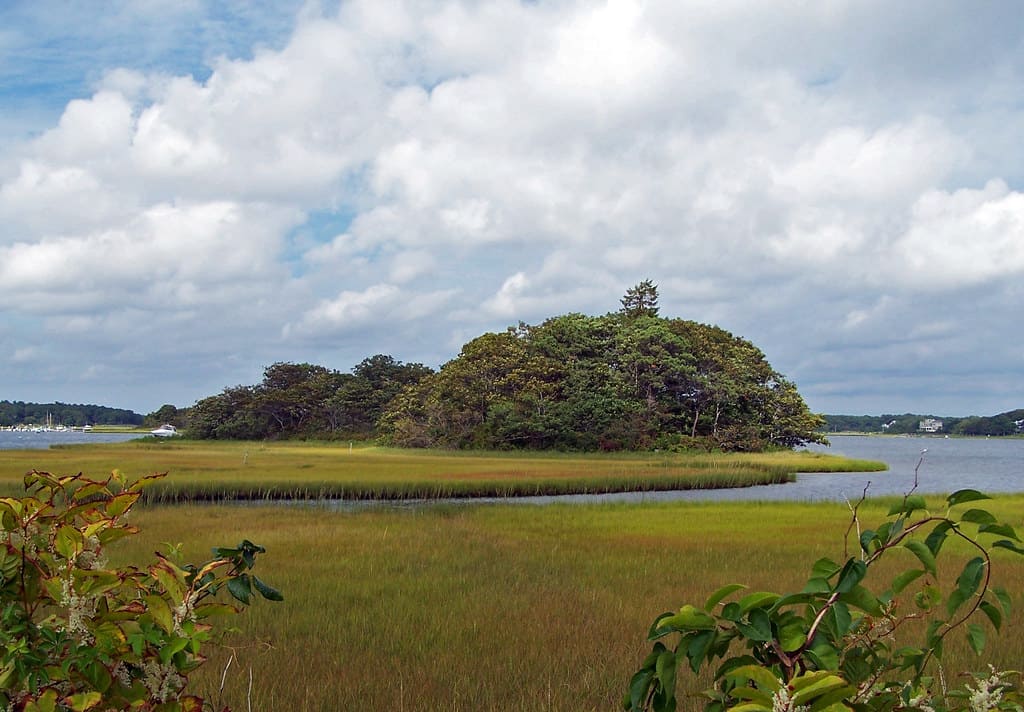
(379, 307, 826, 451)
(188, 355, 432, 440)
(183, 284, 826, 451)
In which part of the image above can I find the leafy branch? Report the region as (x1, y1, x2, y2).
(625, 478, 1024, 712)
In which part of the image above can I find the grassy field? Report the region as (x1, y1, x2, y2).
(105, 496, 1024, 712)
(3, 443, 1018, 709)
(0, 439, 886, 501)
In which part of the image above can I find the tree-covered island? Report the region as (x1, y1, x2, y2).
(188, 282, 826, 451)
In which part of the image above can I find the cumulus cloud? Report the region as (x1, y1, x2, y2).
(1, 0, 1023, 415)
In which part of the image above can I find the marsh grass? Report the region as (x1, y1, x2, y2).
(0, 441, 883, 502)
(108, 496, 1024, 712)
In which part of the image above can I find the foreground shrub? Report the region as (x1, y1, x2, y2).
(0, 470, 281, 711)
(626, 479, 1024, 711)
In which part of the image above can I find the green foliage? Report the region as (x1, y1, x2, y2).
(625, 488, 1024, 711)
(381, 311, 826, 452)
(621, 279, 661, 319)
(142, 405, 183, 430)
(188, 355, 433, 441)
(0, 402, 143, 428)
(0, 469, 280, 711)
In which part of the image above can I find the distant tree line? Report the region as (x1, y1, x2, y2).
(173, 282, 827, 451)
(0, 401, 143, 427)
(822, 410, 1024, 436)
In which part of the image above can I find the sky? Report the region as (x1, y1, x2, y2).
(1, 0, 1023, 418)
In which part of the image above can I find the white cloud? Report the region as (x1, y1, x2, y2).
(894, 180, 1024, 288)
(2, 0, 1024, 414)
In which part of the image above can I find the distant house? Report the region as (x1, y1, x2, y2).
(1015, 419, 1024, 433)
(918, 418, 943, 433)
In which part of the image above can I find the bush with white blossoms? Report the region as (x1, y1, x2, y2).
(0, 470, 281, 712)
(625, 479, 1024, 712)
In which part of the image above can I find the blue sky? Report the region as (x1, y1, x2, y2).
(1, 0, 1023, 417)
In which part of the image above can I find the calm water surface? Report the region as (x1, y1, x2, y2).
(413, 435, 1024, 506)
(0, 431, 143, 450)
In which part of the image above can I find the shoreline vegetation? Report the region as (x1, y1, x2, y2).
(0, 439, 886, 503)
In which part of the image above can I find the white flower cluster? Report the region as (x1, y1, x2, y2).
(111, 661, 133, 689)
(771, 686, 810, 712)
(75, 535, 108, 571)
(142, 660, 186, 703)
(58, 577, 96, 642)
(907, 691, 936, 712)
(967, 666, 1012, 712)
(172, 591, 198, 635)
(7, 522, 41, 556)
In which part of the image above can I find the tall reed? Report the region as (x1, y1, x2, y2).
(109, 496, 1024, 711)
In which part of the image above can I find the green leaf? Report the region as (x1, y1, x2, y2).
(253, 575, 284, 602)
(628, 669, 655, 710)
(729, 687, 774, 706)
(24, 690, 58, 712)
(738, 592, 780, 612)
(686, 631, 715, 674)
(735, 608, 772, 642)
(978, 523, 1020, 541)
(888, 495, 927, 516)
(801, 577, 832, 594)
(704, 583, 746, 612)
(106, 492, 140, 518)
(992, 539, 1024, 555)
(838, 584, 882, 616)
(655, 650, 677, 702)
(720, 602, 742, 622)
(54, 524, 84, 560)
(64, 692, 102, 712)
(227, 574, 252, 605)
(791, 673, 851, 706)
(648, 611, 675, 639)
(946, 588, 967, 617)
(159, 637, 189, 665)
(980, 600, 1003, 630)
(890, 569, 925, 595)
(925, 520, 952, 556)
(955, 557, 986, 598)
(811, 557, 841, 579)
(726, 665, 782, 693)
(145, 594, 175, 634)
(959, 508, 997, 525)
(834, 559, 866, 594)
(81, 660, 112, 693)
(126, 473, 167, 493)
(993, 587, 1012, 614)
(946, 489, 990, 507)
(806, 642, 839, 670)
(914, 585, 941, 611)
(903, 540, 937, 576)
(772, 592, 817, 609)
(859, 530, 877, 554)
(967, 623, 986, 656)
(779, 621, 806, 652)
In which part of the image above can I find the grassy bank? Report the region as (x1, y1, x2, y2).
(108, 496, 1024, 712)
(0, 440, 885, 501)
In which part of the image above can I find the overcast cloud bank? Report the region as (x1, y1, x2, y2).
(1, 0, 1022, 416)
